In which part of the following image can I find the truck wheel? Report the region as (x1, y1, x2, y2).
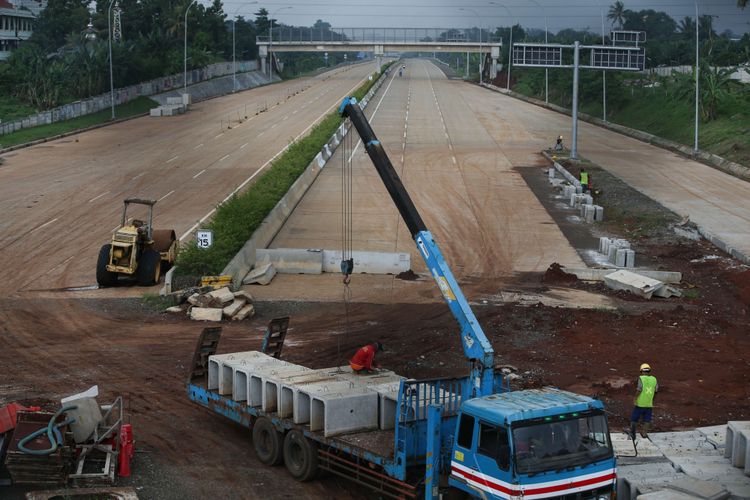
(252, 417, 283, 466)
(283, 429, 318, 481)
(96, 245, 118, 287)
(137, 249, 161, 286)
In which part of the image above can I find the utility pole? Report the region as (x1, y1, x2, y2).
(694, 0, 700, 153)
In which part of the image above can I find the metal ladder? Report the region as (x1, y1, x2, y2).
(261, 317, 289, 359)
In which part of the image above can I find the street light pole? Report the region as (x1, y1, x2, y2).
(507, 21, 513, 90)
(184, 0, 198, 93)
(269, 6, 293, 77)
(107, 0, 116, 119)
(694, 0, 700, 153)
(459, 7, 482, 84)
(232, 1, 258, 92)
(528, 0, 548, 103)
(600, 6, 607, 121)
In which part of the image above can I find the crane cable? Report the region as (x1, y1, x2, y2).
(338, 118, 355, 371)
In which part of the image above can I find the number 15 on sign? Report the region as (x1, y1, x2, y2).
(197, 230, 213, 249)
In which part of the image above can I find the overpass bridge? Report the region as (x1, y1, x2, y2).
(257, 27, 502, 77)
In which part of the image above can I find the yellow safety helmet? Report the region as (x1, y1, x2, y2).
(640, 363, 651, 372)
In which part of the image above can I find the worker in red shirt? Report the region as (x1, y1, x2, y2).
(349, 342, 384, 374)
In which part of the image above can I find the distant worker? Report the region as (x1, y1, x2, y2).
(349, 342, 384, 374)
(554, 135, 564, 152)
(580, 168, 590, 193)
(630, 363, 658, 439)
(399, 68, 403, 77)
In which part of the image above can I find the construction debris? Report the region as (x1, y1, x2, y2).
(243, 262, 277, 285)
(167, 286, 256, 322)
(603, 270, 683, 300)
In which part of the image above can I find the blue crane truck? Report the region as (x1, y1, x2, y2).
(186, 97, 616, 499)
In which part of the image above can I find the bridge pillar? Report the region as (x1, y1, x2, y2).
(374, 45, 384, 73)
(258, 45, 269, 76)
(490, 45, 501, 80)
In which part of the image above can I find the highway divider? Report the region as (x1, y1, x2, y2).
(171, 63, 393, 289)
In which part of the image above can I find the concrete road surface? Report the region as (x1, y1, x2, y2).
(475, 85, 750, 262)
(253, 59, 586, 304)
(0, 62, 380, 297)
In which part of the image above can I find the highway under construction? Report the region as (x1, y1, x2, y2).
(0, 58, 749, 498)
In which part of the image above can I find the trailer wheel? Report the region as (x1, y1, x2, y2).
(283, 430, 318, 481)
(252, 417, 283, 466)
(96, 245, 118, 287)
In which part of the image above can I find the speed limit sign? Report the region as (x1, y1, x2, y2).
(196, 230, 213, 249)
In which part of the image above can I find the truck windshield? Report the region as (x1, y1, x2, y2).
(512, 412, 612, 475)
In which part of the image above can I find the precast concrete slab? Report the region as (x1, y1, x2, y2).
(237, 358, 296, 406)
(226, 357, 289, 399)
(257, 365, 315, 413)
(612, 432, 665, 463)
(278, 371, 345, 420)
(617, 461, 684, 500)
(697, 425, 728, 448)
(207, 351, 267, 391)
(255, 248, 324, 274)
(665, 476, 730, 499)
(636, 491, 702, 500)
(321, 250, 410, 275)
(649, 431, 724, 457)
(669, 455, 750, 498)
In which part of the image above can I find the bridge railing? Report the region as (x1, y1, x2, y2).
(258, 27, 501, 45)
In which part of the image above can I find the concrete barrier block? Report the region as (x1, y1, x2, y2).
(190, 307, 223, 322)
(166, 96, 183, 105)
(181, 93, 192, 105)
(548, 168, 556, 179)
(295, 381, 357, 425)
(255, 248, 324, 274)
(599, 237, 611, 254)
(149, 107, 163, 117)
(232, 303, 255, 321)
(595, 205, 604, 221)
(322, 250, 410, 275)
(616, 248, 628, 267)
(726, 422, 750, 460)
(626, 249, 636, 268)
(316, 152, 326, 168)
(731, 426, 750, 468)
(604, 270, 663, 299)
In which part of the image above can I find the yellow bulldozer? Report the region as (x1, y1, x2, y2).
(96, 198, 178, 287)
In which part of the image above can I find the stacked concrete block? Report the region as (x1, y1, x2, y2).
(149, 107, 163, 117)
(725, 421, 750, 471)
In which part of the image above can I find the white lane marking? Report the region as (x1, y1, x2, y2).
(347, 68, 400, 162)
(292, 110, 298, 115)
(193, 169, 206, 179)
(240, 143, 249, 150)
(180, 71, 373, 242)
(88, 191, 110, 203)
(166, 155, 179, 163)
(259, 131, 265, 137)
(270, 123, 278, 129)
(131, 173, 144, 180)
(215, 133, 224, 139)
(194, 143, 204, 150)
(31, 218, 58, 233)
(283, 115, 289, 121)
(452, 156, 457, 165)
(219, 154, 230, 162)
(159, 190, 175, 201)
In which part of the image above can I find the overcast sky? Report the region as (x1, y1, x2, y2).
(219, 1, 749, 36)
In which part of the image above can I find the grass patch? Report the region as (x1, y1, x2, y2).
(141, 292, 175, 311)
(681, 288, 701, 300)
(176, 64, 391, 276)
(0, 97, 158, 149)
(0, 95, 37, 122)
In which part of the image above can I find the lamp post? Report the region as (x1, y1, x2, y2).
(528, 0, 548, 103)
(107, 0, 118, 119)
(599, 2, 607, 121)
(232, 1, 258, 92)
(459, 7, 482, 84)
(269, 6, 293, 76)
(694, 0, 699, 152)
(184, 0, 198, 93)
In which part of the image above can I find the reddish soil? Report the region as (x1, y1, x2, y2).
(541, 263, 578, 285)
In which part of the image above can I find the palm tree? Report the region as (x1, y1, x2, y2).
(678, 16, 695, 39)
(607, 1, 626, 29)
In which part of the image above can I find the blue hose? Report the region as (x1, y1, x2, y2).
(17, 405, 77, 456)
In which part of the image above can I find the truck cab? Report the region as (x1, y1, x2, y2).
(449, 388, 616, 500)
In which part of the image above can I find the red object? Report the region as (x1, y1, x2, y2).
(0, 403, 42, 434)
(117, 424, 135, 477)
(350, 344, 377, 371)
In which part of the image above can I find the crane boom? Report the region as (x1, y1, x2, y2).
(338, 97, 495, 395)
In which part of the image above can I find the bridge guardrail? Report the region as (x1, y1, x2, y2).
(258, 27, 501, 45)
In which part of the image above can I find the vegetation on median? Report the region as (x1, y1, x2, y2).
(0, 97, 158, 149)
(176, 65, 391, 276)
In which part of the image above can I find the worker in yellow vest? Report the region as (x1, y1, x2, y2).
(630, 363, 658, 439)
(580, 168, 590, 193)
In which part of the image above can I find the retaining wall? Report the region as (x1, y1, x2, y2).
(1, 60, 259, 136)
(221, 67, 392, 285)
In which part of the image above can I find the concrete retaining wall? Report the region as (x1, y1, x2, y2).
(482, 83, 750, 182)
(1, 60, 259, 137)
(221, 67, 393, 285)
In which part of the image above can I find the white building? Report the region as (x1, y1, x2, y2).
(12, 0, 45, 17)
(0, 0, 35, 61)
